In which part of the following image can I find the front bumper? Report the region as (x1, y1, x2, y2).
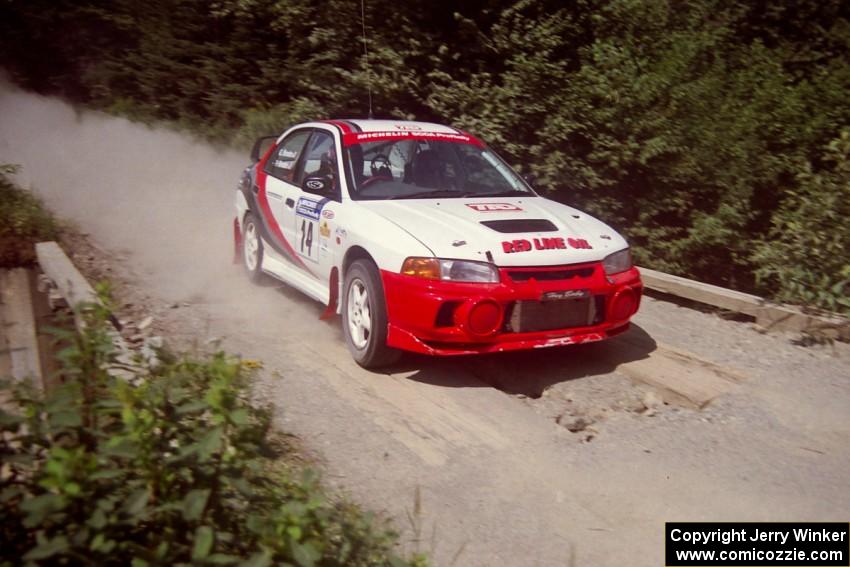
(381, 262, 642, 356)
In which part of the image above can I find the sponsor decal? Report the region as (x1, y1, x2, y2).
(394, 124, 423, 130)
(305, 179, 325, 191)
(502, 237, 593, 254)
(295, 197, 327, 221)
(534, 333, 604, 348)
(322, 209, 335, 219)
(543, 289, 590, 301)
(534, 337, 575, 348)
(343, 131, 483, 147)
(319, 220, 331, 238)
(466, 203, 523, 212)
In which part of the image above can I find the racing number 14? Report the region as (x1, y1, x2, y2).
(300, 219, 314, 257)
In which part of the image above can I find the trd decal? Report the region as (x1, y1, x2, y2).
(467, 203, 523, 212)
(501, 237, 593, 253)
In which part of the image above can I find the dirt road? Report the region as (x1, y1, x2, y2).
(2, 84, 849, 566)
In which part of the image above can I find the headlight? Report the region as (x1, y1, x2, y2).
(401, 257, 500, 283)
(602, 248, 632, 275)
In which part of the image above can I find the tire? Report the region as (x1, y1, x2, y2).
(242, 212, 265, 283)
(342, 259, 401, 368)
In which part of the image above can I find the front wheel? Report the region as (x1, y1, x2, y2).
(342, 260, 401, 368)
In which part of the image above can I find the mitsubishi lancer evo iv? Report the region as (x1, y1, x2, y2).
(234, 119, 642, 368)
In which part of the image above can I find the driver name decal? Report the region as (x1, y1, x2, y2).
(467, 203, 523, 212)
(502, 237, 593, 253)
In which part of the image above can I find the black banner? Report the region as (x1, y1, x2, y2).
(666, 522, 849, 566)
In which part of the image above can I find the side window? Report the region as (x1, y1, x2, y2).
(298, 131, 339, 189)
(264, 130, 311, 183)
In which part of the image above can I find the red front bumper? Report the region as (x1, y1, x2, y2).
(381, 262, 642, 356)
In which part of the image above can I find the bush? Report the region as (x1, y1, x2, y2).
(753, 130, 850, 315)
(0, 165, 59, 267)
(233, 99, 329, 150)
(0, 303, 426, 567)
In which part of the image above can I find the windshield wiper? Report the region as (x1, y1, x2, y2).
(388, 189, 465, 200)
(462, 189, 530, 198)
(387, 188, 531, 200)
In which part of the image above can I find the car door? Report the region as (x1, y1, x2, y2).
(291, 129, 341, 284)
(262, 129, 312, 268)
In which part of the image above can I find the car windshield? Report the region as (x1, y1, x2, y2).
(344, 138, 534, 200)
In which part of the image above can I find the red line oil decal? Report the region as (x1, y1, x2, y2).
(502, 237, 593, 253)
(343, 131, 483, 147)
(466, 203, 523, 212)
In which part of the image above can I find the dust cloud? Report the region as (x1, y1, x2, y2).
(0, 80, 259, 306)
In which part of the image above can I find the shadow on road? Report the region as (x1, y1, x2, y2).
(266, 279, 658, 398)
(395, 324, 657, 398)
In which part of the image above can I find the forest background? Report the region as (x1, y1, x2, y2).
(1, 0, 848, 313)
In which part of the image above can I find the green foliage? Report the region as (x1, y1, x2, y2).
(234, 99, 327, 149)
(0, 304, 426, 566)
(753, 130, 850, 314)
(1, 0, 848, 310)
(0, 165, 60, 267)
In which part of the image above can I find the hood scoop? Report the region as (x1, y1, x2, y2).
(480, 219, 558, 233)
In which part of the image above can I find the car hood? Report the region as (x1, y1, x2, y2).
(357, 196, 629, 266)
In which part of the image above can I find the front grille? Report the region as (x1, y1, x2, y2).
(507, 296, 598, 333)
(480, 219, 558, 233)
(506, 266, 595, 282)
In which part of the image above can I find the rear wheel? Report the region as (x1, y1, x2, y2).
(342, 260, 400, 368)
(242, 213, 264, 283)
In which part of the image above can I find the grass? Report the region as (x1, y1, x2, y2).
(0, 164, 59, 267)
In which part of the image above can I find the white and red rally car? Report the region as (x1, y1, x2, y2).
(234, 119, 642, 367)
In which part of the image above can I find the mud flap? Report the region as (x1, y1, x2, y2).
(320, 268, 339, 320)
(232, 217, 242, 264)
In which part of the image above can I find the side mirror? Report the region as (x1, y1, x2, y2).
(523, 173, 537, 188)
(250, 135, 278, 163)
(302, 175, 333, 195)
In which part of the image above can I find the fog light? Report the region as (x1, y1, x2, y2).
(467, 300, 503, 335)
(609, 289, 637, 321)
